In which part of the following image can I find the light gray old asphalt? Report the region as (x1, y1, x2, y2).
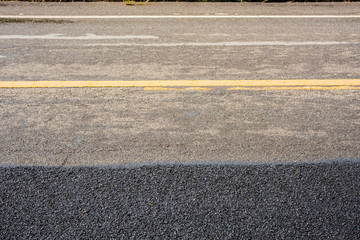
(1, 89, 360, 166)
(0, 3, 359, 165)
(1, 2, 360, 16)
(1, 2, 360, 239)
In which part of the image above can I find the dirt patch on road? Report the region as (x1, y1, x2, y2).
(0, 18, 74, 24)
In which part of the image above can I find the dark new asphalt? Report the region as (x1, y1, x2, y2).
(2, 161, 359, 239)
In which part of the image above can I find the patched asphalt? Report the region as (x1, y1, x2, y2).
(1, 3, 360, 239)
(2, 161, 359, 239)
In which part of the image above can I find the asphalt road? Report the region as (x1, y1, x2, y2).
(2, 162, 360, 239)
(1, 2, 360, 239)
(0, 3, 359, 165)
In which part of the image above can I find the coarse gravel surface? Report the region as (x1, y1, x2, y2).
(1, 161, 359, 239)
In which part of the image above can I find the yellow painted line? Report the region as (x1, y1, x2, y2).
(227, 86, 360, 91)
(144, 87, 210, 91)
(0, 79, 359, 88)
(146, 86, 360, 91)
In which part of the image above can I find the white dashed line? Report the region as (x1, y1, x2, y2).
(84, 41, 360, 47)
(0, 34, 158, 40)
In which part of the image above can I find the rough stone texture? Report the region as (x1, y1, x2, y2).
(1, 162, 359, 239)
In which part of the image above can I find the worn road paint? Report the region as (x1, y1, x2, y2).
(84, 41, 360, 47)
(227, 86, 360, 91)
(1, 15, 360, 19)
(144, 87, 211, 91)
(145, 86, 360, 91)
(0, 34, 158, 40)
(1, 79, 360, 88)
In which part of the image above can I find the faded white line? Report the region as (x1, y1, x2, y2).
(0, 33, 158, 40)
(1, 15, 360, 19)
(84, 41, 360, 47)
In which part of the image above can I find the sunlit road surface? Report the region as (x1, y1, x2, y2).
(1, 2, 360, 239)
(1, 2, 359, 165)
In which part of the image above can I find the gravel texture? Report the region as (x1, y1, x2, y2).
(1, 161, 359, 239)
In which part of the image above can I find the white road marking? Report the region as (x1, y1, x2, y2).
(84, 41, 360, 47)
(0, 15, 360, 19)
(0, 34, 158, 40)
(0, 55, 5, 58)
